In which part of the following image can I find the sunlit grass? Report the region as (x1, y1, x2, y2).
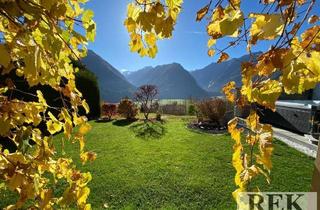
(0, 115, 315, 209)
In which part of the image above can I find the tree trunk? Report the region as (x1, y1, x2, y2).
(311, 140, 320, 210)
(145, 110, 149, 121)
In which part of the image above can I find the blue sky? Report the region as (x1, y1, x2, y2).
(83, 0, 319, 72)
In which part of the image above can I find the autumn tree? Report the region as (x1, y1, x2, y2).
(134, 85, 159, 120)
(117, 98, 138, 120)
(0, 0, 96, 209)
(124, 0, 320, 205)
(101, 103, 117, 120)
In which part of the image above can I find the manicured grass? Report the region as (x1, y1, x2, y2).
(0, 115, 315, 209)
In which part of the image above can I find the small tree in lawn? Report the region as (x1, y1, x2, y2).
(134, 85, 159, 120)
(101, 103, 117, 120)
(118, 98, 138, 120)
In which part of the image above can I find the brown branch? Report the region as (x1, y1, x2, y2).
(279, 0, 315, 48)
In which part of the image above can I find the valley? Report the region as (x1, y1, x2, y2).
(82, 50, 260, 102)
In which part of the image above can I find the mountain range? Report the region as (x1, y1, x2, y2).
(81, 50, 259, 102)
(81, 50, 136, 102)
(191, 52, 261, 93)
(126, 63, 209, 99)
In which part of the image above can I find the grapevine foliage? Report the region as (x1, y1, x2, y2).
(124, 0, 183, 58)
(0, 0, 96, 209)
(125, 0, 320, 205)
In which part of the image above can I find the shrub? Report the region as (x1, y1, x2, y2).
(156, 112, 162, 121)
(117, 98, 138, 120)
(196, 98, 226, 125)
(151, 101, 160, 113)
(188, 104, 196, 115)
(74, 60, 101, 119)
(101, 103, 117, 120)
(161, 102, 186, 115)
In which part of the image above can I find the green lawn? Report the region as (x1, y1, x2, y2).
(0, 115, 315, 209)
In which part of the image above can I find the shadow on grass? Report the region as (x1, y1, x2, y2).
(112, 119, 137, 126)
(95, 118, 113, 123)
(130, 121, 166, 139)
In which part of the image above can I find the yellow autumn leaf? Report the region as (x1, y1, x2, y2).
(159, 17, 175, 38)
(79, 123, 92, 135)
(251, 80, 282, 110)
(82, 10, 96, 42)
(152, 2, 165, 16)
(39, 189, 52, 209)
(0, 44, 10, 68)
(0, 87, 8, 94)
(207, 5, 244, 39)
(228, 118, 246, 189)
(37, 90, 47, 107)
(282, 41, 320, 94)
(137, 11, 153, 32)
(241, 62, 256, 90)
(256, 147, 273, 171)
(77, 187, 90, 206)
(145, 33, 157, 47)
(124, 18, 136, 33)
(84, 204, 92, 210)
(78, 136, 85, 152)
(255, 48, 289, 76)
(278, 0, 294, 6)
(148, 45, 158, 58)
(308, 15, 319, 24)
(249, 13, 284, 42)
(246, 134, 258, 146)
(129, 33, 143, 52)
(228, 118, 241, 144)
(246, 110, 260, 132)
(207, 49, 215, 57)
(82, 100, 90, 114)
(241, 165, 260, 184)
(196, 4, 210, 22)
(139, 48, 148, 57)
(8, 173, 24, 191)
(207, 38, 216, 48)
(217, 52, 229, 63)
(127, 3, 141, 20)
(47, 112, 63, 135)
(256, 124, 274, 171)
(166, 0, 183, 21)
(73, 113, 86, 126)
(303, 51, 320, 76)
(242, 79, 282, 110)
(211, 5, 224, 21)
(80, 172, 93, 187)
(80, 151, 97, 164)
(223, 81, 236, 103)
(300, 26, 320, 50)
(59, 108, 73, 139)
(233, 144, 244, 186)
(230, 0, 241, 8)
